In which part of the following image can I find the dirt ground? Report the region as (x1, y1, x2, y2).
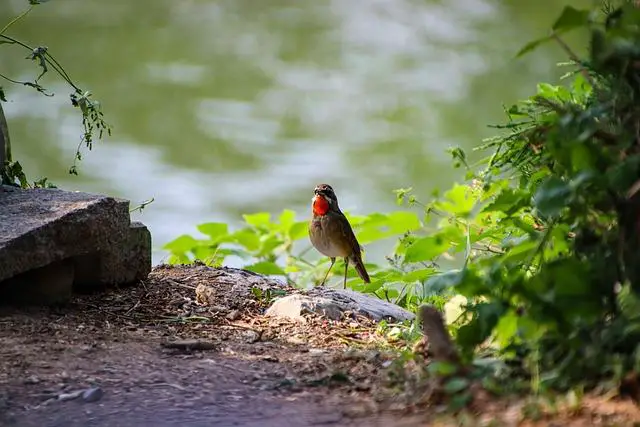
(1, 264, 640, 427)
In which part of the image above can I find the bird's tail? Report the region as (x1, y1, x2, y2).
(351, 253, 370, 283)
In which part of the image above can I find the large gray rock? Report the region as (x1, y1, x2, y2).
(0, 186, 152, 304)
(265, 288, 415, 322)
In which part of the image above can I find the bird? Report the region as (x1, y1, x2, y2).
(308, 183, 370, 289)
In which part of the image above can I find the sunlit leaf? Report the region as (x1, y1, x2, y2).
(435, 184, 476, 217)
(243, 212, 272, 228)
(197, 222, 228, 239)
(288, 221, 309, 240)
(257, 234, 283, 256)
(356, 211, 422, 244)
(279, 209, 296, 229)
(404, 234, 451, 263)
(231, 229, 261, 251)
(494, 310, 519, 347)
(482, 188, 529, 215)
(163, 234, 200, 253)
(401, 268, 438, 283)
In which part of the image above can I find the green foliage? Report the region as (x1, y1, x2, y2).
(0, 1, 111, 187)
(446, 0, 640, 391)
(165, 0, 640, 396)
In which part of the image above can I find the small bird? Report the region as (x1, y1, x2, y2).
(308, 183, 370, 289)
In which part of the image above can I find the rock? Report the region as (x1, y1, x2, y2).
(242, 330, 261, 343)
(24, 375, 41, 385)
(74, 221, 152, 291)
(0, 187, 152, 304)
(225, 309, 241, 321)
(266, 294, 344, 321)
(82, 387, 103, 403)
(265, 289, 414, 323)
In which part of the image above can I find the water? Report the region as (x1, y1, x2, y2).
(1, 0, 591, 265)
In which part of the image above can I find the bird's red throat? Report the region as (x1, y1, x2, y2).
(312, 195, 329, 216)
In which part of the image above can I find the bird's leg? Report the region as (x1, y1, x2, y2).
(319, 257, 336, 287)
(343, 257, 349, 289)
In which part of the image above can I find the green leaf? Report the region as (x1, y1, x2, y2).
(515, 35, 553, 58)
(494, 310, 519, 347)
(404, 234, 450, 263)
(532, 176, 571, 218)
(163, 234, 200, 253)
(362, 280, 384, 294)
(427, 361, 458, 376)
(501, 235, 535, 258)
(552, 6, 590, 32)
(436, 184, 476, 217)
(443, 377, 470, 394)
(482, 188, 529, 215)
(288, 221, 308, 240)
(278, 209, 296, 229)
(456, 302, 505, 350)
(231, 229, 261, 251)
(537, 83, 561, 100)
(197, 222, 228, 239)
(245, 261, 286, 276)
(424, 270, 463, 293)
(356, 211, 422, 244)
(243, 212, 272, 228)
(257, 234, 283, 257)
(401, 268, 437, 283)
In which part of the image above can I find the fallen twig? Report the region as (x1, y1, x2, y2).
(160, 339, 217, 351)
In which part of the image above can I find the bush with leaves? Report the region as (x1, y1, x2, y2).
(166, 1, 640, 394)
(446, 1, 640, 391)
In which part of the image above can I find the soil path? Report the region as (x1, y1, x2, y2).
(0, 265, 427, 427)
(3, 265, 640, 427)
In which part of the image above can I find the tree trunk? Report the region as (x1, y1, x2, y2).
(0, 101, 10, 180)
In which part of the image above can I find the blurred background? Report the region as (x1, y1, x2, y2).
(1, 0, 590, 264)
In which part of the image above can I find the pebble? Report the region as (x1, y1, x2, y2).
(82, 387, 103, 403)
(226, 310, 241, 321)
(24, 375, 40, 385)
(58, 390, 83, 401)
(243, 330, 261, 344)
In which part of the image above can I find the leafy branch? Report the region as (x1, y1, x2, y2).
(0, 0, 111, 186)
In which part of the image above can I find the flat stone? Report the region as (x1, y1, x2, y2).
(73, 221, 152, 292)
(265, 294, 344, 321)
(265, 289, 414, 323)
(0, 186, 152, 304)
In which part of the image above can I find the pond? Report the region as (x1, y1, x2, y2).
(1, 0, 590, 264)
